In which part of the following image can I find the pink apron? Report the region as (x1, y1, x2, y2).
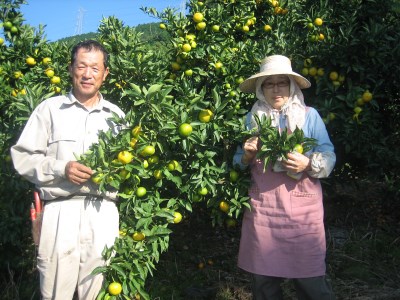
(237, 158, 327, 278)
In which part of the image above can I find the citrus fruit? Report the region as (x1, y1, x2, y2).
(329, 71, 339, 81)
(178, 123, 193, 137)
(229, 170, 239, 182)
(198, 109, 213, 123)
(293, 144, 304, 154)
(314, 18, 323, 26)
(108, 282, 122, 295)
(118, 151, 133, 164)
(198, 187, 208, 196)
(173, 212, 182, 224)
(193, 12, 204, 23)
(131, 125, 142, 137)
(362, 90, 373, 102)
(219, 201, 230, 213)
(26, 57, 36, 66)
(140, 145, 156, 157)
(132, 232, 145, 241)
(136, 187, 147, 197)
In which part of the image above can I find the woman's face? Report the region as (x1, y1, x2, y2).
(262, 75, 290, 110)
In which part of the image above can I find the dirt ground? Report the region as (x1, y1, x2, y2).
(147, 197, 400, 300)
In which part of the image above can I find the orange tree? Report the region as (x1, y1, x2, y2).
(0, 0, 72, 282)
(0, 0, 399, 299)
(89, 0, 400, 298)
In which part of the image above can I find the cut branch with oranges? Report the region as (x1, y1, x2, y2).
(242, 114, 318, 171)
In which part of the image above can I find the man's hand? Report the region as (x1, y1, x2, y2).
(281, 152, 311, 174)
(242, 136, 259, 165)
(65, 161, 93, 185)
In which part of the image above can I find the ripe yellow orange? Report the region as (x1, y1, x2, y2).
(159, 23, 166, 29)
(193, 12, 204, 23)
(219, 201, 230, 213)
(50, 76, 61, 84)
(108, 282, 122, 296)
(26, 57, 36, 66)
(130, 138, 138, 148)
(173, 212, 182, 224)
(153, 169, 163, 180)
(42, 57, 51, 65)
(264, 24, 272, 32)
(143, 160, 149, 169)
(11, 89, 18, 97)
(242, 25, 250, 32)
(196, 22, 206, 30)
(314, 18, 323, 26)
(362, 90, 373, 102)
(45, 68, 54, 78)
(293, 144, 304, 154)
(215, 62, 223, 70)
(308, 67, 317, 76)
(131, 125, 142, 137)
(329, 71, 339, 81)
(270, 0, 279, 7)
(118, 151, 133, 164)
(185, 34, 196, 41)
(14, 71, 23, 79)
(132, 232, 145, 241)
(198, 109, 213, 123)
(182, 43, 192, 53)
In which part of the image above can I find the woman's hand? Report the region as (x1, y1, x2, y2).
(241, 136, 259, 165)
(281, 152, 311, 173)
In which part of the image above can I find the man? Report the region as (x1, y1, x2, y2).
(11, 40, 124, 299)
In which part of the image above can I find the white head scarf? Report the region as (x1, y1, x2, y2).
(249, 75, 306, 132)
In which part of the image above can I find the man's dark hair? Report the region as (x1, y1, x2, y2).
(70, 40, 109, 69)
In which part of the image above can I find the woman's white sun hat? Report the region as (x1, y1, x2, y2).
(239, 55, 311, 93)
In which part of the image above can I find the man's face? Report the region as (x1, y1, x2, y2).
(69, 48, 109, 103)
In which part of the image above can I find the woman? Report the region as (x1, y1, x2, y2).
(233, 55, 336, 299)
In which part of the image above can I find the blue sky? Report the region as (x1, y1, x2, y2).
(20, 0, 185, 41)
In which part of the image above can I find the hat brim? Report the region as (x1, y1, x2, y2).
(239, 71, 311, 93)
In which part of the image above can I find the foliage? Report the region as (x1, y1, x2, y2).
(243, 114, 317, 170)
(0, 0, 399, 299)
